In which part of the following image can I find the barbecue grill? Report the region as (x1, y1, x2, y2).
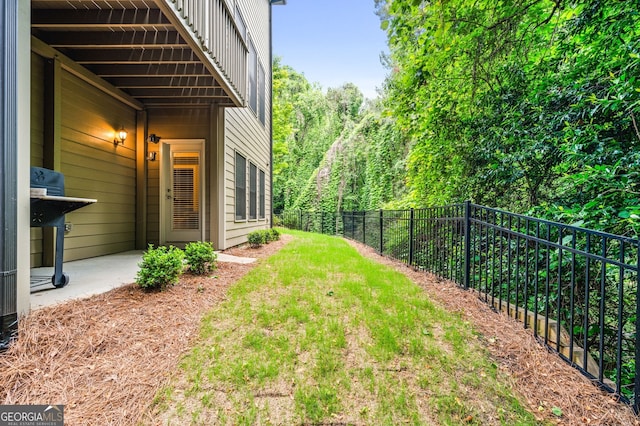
(30, 167, 96, 289)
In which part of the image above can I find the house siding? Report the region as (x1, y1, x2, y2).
(223, 0, 271, 248)
(145, 107, 214, 246)
(30, 52, 45, 267)
(28, 0, 273, 262)
(58, 70, 137, 261)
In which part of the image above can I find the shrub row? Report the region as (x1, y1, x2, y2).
(247, 228, 280, 248)
(136, 241, 217, 291)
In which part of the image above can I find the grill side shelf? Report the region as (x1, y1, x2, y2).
(30, 196, 97, 227)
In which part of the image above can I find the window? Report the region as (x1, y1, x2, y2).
(245, 29, 265, 126)
(258, 62, 266, 125)
(235, 152, 246, 220)
(234, 4, 246, 41)
(248, 37, 257, 112)
(259, 169, 266, 219)
(249, 162, 257, 220)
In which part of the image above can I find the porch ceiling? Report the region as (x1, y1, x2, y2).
(31, 0, 238, 107)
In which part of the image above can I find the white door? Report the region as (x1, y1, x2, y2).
(161, 140, 205, 243)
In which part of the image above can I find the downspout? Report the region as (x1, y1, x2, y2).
(269, 1, 274, 228)
(0, 0, 19, 349)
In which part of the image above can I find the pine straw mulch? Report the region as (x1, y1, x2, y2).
(0, 235, 292, 426)
(0, 233, 638, 425)
(346, 239, 640, 426)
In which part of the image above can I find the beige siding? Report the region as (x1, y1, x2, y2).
(224, 0, 272, 248)
(30, 53, 45, 267)
(59, 70, 137, 262)
(146, 107, 212, 246)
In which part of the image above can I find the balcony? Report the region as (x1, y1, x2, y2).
(31, 0, 248, 107)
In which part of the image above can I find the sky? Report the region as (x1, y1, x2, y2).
(272, 0, 389, 99)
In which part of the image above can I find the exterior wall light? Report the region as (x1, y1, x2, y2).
(114, 127, 127, 146)
(148, 134, 161, 143)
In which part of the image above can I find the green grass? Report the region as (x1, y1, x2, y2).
(151, 229, 541, 425)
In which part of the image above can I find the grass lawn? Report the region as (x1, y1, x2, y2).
(149, 229, 539, 425)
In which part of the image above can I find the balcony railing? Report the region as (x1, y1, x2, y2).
(166, 0, 248, 105)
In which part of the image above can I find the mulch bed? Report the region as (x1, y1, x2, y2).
(0, 233, 638, 425)
(0, 236, 291, 426)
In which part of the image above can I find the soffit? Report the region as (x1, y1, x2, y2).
(31, 0, 237, 107)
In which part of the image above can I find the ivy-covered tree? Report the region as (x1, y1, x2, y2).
(272, 59, 408, 214)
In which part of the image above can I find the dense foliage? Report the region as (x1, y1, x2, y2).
(184, 241, 217, 275)
(272, 59, 409, 214)
(136, 245, 185, 291)
(378, 0, 640, 236)
(247, 228, 281, 248)
(273, 0, 640, 237)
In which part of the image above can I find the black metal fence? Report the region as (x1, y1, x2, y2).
(277, 202, 640, 412)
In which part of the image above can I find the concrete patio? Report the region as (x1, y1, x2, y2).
(30, 250, 143, 310)
(30, 250, 256, 310)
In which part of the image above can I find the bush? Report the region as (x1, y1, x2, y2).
(268, 228, 280, 242)
(136, 245, 185, 291)
(247, 228, 281, 247)
(185, 241, 217, 275)
(247, 230, 267, 248)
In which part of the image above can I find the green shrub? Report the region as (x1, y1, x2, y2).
(247, 228, 281, 247)
(185, 241, 217, 275)
(269, 228, 280, 241)
(247, 230, 267, 248)
(136, 245, 185, 291)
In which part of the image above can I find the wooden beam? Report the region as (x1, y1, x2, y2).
(135, 110, 148, 250)
(139, 99, 234, 107)
(43, 30, 186, 48)
(88, 63, 210, 77)
(32, 9, 171, 27)
(125, 88, 229, 98)
(42, 57, 62, 267)
(70, 47, 202, 64)
(31, 36, 144, 111)
(107, 76, 219, 88)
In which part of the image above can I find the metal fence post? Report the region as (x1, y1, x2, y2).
(362, 211, 366, 245)
(634, 247, 640, 414)
(379, 209, 384, 254)
(352, 212, 355, 240)
(464, 200, 471, 290)
(409, 208, 415, 266)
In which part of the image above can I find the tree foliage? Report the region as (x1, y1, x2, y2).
(377, 0, 640, 236)
(274, 0, 640, 237)
(272, 58, 409, 213)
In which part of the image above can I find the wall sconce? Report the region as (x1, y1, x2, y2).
(147, 152, 157, 161)
(148, 134, 161, 144)
(114, 127, 127, 146)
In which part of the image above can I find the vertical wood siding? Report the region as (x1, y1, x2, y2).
(30, 53, 45, 267)
(59, 70, 137, 261)
(223, 0, 271, 248)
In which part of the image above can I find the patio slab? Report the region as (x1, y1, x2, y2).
(216, 252, 256, 264)
(30, 250, 143, 310)
(30, 250, 256, 310)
